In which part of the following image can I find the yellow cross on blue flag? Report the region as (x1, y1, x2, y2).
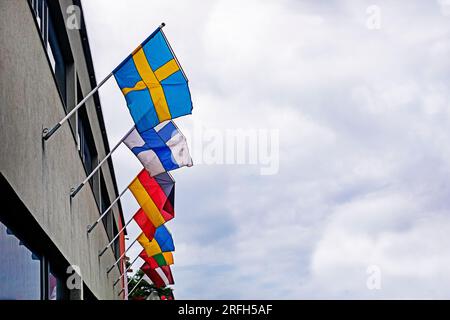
(113, 25, 192, 132)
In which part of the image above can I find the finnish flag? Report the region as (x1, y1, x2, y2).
(124, 120, 193, 176)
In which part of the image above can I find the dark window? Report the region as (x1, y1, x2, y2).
(100, 176, 121, 260)
(0, 221, 70, 300)
(113, 222, 120, 261)
(78, 105, 97, 177)
(29, 0, 72, 108)
(30, 0, 48, 44)
(100, 176, 113, 238)
(47, 15, 66, 104)
(48, 264, 66, 300)
(1, 175, 74, 300)
(100, 176, 111, 215)
(78, 107, 101, 208)
(0, 222, 41, 299)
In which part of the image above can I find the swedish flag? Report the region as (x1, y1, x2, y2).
(113, 26, 192, 132)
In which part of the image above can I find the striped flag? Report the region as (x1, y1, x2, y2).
(139, 249, 174, 268)
(113, 28, 192, 132)
(141, 263, 174, 288)
(123, 121, 192, 177)
(137, 225, 174, 257)
(129, 170, 175, 228)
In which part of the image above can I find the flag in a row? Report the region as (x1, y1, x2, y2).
(141, 264, 174, 288)
(129, 169, 175, 227)
(139, 250, 174, 268)
(115, 25, 194, 294)
(137, 225, 175, 257)
(124, 120, 192, 177)
(113, 28, 192, 133)
(42, 23, 193, 295)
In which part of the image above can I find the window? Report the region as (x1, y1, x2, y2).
(48, 265, 65, 300)
(78, 104, 98, 177)
(30, 0, 48, 44)
(0, 221, 69, 300)
(0, 222, 41, 300)
(100, 176, 113, 238)
(100, 176, 120, 260)
(78, 105, 101, 207)
(113, 223, 121, 261)
(30, 0, 72, 108)
(100, 176, 111, 216)
(47, 14, 67, 104)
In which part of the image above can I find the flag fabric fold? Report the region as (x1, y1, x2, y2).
(141, 263, 174, 288)
(137, 225, 174, 257)
(154, 172, 175, 209)
(129, 170, 175, 227)
(123, 120, 192, 177)
(139, 249, 174, 269)
(112, 25, 196, 295)
(113, 28, 192, 132)
(132, 208, 156, 240)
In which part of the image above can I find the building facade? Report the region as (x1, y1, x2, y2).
(0, 0, 126, 300)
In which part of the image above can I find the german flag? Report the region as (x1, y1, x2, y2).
(129, 169, 174, 227)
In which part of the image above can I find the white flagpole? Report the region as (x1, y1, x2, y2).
(87, 184, 129, 234)
(42, 72, 113, 141)
(70, 125, 135, 198)
(99, 214, 135, 257)
(113, 254, 140, 286)
(126, 276, 144, 297)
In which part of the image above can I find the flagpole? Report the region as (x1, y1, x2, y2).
(113, 254, 140, 286)
(42, 72, 113, 141)
(99, 214, 134, 257)
(126, 276, 144, 297)
(160, 28, 188, 82)
(87, 184, 129, 234)
(42, 22, 166, 142)
(71, 126, 135, 198)
(107, 236, 138, 274)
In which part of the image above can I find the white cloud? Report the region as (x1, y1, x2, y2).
(81, 0, 450, 299)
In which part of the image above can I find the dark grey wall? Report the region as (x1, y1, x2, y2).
(0, 0, 124, 300)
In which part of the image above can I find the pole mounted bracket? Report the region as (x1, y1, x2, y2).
(42, 123, 61, 141)
(106, 265, 114, 274)
(98, 247, 108, 258)
(70, 183, 84, 198)
(87, 221, 98, 234)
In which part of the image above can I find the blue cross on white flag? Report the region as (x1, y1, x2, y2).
(123, 120, 193, 176)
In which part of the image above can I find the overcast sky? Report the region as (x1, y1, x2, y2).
(82, 0, 450, 299)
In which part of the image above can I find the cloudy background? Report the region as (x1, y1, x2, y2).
(82, 0, 450, 299)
